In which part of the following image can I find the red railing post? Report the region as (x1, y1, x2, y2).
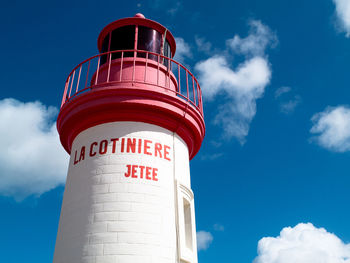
(76, 65, 82, 93)
(168, 58, 172, 90)
(94, 56, 101, 86)
(157, 54, 160, 86)
(186, 70, 189, 101)
(192, 76, 196, 105)
(84, 60, 91, 90)
(107, 52, 112, 83)
(177, 64, 181, 94)
(68, 70, 75, 98)
(119, 51, 124, 82)
(196, 81, 200, 107)
(132, 50, 136, 83)
(144, 51, 148, 83)
(61, 77, 70, 108)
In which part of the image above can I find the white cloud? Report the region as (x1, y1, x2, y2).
(213, 223, 225, 232)
(195, 36, 212, 54)
(167, 2, 181, 16)
(280, 95, 301, 114)
(310, 106, 350, 152)
(195, 20, 275, 143)
(226, 20, 278, 57)
(200, 153, 224, 161)
(197, 231, 213, 251)
(174, 37, 192, 64)
(195, 55, 271, 143)
(196, 56, 270, 99)
(148, 0, 182, 16)
(275, 87, 301, 114)
(275, 86, 291, 98)
(0, 99, 69, 201)
(333, 0, 350, 37)
(254, 223, 350, 263)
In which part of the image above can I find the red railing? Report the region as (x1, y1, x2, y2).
(61, 49, 204, 116)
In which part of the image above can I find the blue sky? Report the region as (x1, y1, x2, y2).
(1, 0, 350, 262)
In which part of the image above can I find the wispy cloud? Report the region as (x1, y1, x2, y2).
(167, 2, 182, 16)
(274, 86, 291, 98)
(0, 99, 68, 201)
(333, 0, 350, 37)
(200, 153, 224, 161)
(213, 223, 225, 232)
(310, 105, 350, 152)
(195, 20, 276, 143)
(147, 0, 182, 16)
(254, 223, 350, 263)
(174, 37, 192, 64)
(280, 95, 302, 114)
(274, 87, 301, 114)
(197, 231, 213, 251)
(226, 20, 278, 57)
(195, 36, 212, 54)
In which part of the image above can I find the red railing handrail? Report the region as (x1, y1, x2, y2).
(61, 49, 203, 117)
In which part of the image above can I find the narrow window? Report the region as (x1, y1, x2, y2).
(183, 198, 193, 250)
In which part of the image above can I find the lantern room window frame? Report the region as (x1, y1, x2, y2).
(97, 17, 176, 57)
(100, 25, 173, 59)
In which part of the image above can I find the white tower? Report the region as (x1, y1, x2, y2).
(53, 14, 205, 263)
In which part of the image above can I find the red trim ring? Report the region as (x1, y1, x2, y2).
(57, 85, 205, 160)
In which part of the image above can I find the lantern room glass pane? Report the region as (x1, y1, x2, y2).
(100, 25, 135, 64)
(163, 40, 172, 67)
(163, 40, 171, 58)
(110, 25, 135, 52)
(137, 26, 172, 67)
(137, 26, 162, 60)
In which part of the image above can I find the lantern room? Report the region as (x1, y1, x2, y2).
(97, 13, 175, 63)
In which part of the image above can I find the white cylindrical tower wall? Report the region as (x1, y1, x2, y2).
(53, 121, 198, 263)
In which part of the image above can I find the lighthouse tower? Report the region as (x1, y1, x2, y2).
(53, 14, 205, 263)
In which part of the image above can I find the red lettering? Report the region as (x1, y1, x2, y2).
(99, 140, 108, 154)
(146, 166, 152, 180)
(164, 145, 171, 161)
(110, 138, 119, 153)
(131, 165, 137, 178)
(121, 138, 125, 152)
(89, 142, 97, 157)
(144, 140, 152, 155)
(138, 138, 142, 153)
(124, 164, 159, 182)
(74, 150, 79, 165)
(154, 143, 162, 158)
(125, 165, 131, 177)
(79, 146, 85, 162)
(139, 165, 145, 179)
(152, 168, 158, 181)
(127, 138, 136, 153)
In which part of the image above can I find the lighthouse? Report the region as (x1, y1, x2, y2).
(53, 14, 205, 263)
